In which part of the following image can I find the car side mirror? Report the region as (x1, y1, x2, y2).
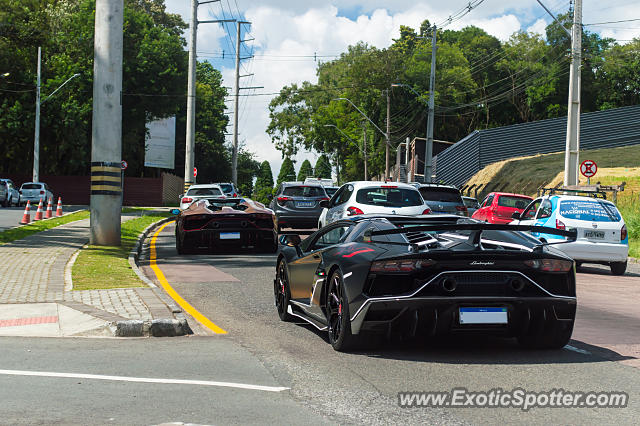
(319, 200, 329, 208)
(511, 212, 521, 220)
(280, 234, 301, 247)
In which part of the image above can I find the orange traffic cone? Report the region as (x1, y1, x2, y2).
(56, 197, 63, 217)
(45, 197, 53, 219)
(20, 201, 31, 225)
(34, 199, 44, 221)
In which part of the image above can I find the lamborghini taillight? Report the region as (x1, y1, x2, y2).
(525, 259, 572, 272)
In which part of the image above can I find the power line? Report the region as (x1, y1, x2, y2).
(584, 18, 640, 25)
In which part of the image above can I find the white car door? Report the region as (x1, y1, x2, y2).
(326, 184, 353, 225)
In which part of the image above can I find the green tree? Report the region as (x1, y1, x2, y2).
(277, 157, 296, 185)
(314, 155, 332, 179)
(236, 149, 260, 196)
(253, 160, 274, 204)
(297, 159, 313, 181)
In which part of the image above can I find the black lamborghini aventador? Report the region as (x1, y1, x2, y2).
(274, 214, 578, 352)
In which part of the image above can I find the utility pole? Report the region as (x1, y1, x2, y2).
(564, 0, 582, 186)
(362, 123, 368, 181)
(231, 21, 241, 186)
(184, 0, 198, 194)
(90, 0, 123, 246)
(425, 25, 437, 183)
(385, 89, 390, 181)
(33, 47, 41, 183)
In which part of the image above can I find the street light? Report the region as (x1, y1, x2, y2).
(392, 83, 431, 183)
(33, 70, 81, 182)
(324, 124, 368, 180)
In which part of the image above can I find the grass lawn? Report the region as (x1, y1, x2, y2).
(0, 210, 90, 245)
(72, 214, 171, 290)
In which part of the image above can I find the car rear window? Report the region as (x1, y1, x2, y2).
(463, 198, 479, 208)
(356, 187, 423, 207)
(419, 187, 462, 203)
(187, 188, 222, 196)
(219, 184, 233, 193)
(282, 186, 325, 197)
(559, 200, 622, 222)
(497, 195, 531, 209)
(21, 184, 42, 189)
(325, 187, 338, 197)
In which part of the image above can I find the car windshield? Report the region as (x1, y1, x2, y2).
(356, 187, 423, 207)
(559, 200, 622, 222)
(419, 187, 462, 203)
(219, 184, 233, 193)
(21, 184, 42, 189)
(283, 186, 325, 197)
(497, 195, 531, 209)
(187, 188, 222, 196)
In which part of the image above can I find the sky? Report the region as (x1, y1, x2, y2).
(164, 0, 640, 180)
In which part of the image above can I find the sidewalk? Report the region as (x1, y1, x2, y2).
(0, 215, 176, 337)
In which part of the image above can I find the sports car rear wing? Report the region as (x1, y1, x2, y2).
(364, 223, 577, 251)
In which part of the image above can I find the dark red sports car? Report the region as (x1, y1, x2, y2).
(174, 198, 277, 254)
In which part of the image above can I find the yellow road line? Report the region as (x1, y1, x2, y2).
(149, 221, 227, 334)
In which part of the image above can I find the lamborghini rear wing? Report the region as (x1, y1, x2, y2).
(364, 223, 577, 251)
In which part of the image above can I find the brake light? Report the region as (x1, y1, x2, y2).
(277, 196, 291, 206)
(456, 205, 467, 212)
(181, 197, 193, 203)
(380, 185, 397, 189)
(525, 259, 572, 272)
(422, 208, 431, 215)
(556, 219, 566, 230)
(40, 190, 45, 195)
(371, 259, 435, 273)
(621, 224, 627, 241)
(346, 206, 364, 216)
(320, 197, 330, 201)
(233, 193, 237, 197)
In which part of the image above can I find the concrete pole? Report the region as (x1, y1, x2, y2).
(232, 21, 241, 186)
(395, 143, 402, 182)
(184, 0, 198, 193)
(362, 124, 368, 181)
(564, 0, 582, 186)
(89, 0, 123, 246)
(425, 25, 437, 183)
(33, 47, 41, 183)
(385, 90, 390, 181)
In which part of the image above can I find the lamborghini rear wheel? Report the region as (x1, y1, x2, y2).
(326, 270, 356, 351)
(275, 260, 292, 321)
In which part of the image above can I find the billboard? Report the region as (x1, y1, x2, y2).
(144, 116, 176, 169)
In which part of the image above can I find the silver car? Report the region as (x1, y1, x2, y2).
(319, 181, 430, 227)
(414, 183, 468, 217)
(19, 182, 53, 205)
(0, 179, 20, 207)
(179, 184, 225, 210)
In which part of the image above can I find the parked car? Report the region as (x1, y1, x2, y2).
(270, 182, 329, 231)
(217, 182, 240, 197)
(275, 214, 577, 351)
(324, 186, 339, 198)
(462, 196, 480, 216)
(19, 182, 53, 205)
(414, 183, 468, 216)
(473, 192, 533, 224)
(179, 184, 225, 210)
(510, 194, 628, 275)
(0, 179, 20, 207)
(318, 181, 430, 228)
(175, 197, 277, 254)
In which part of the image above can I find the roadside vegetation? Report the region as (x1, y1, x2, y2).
(464, 144, 640, 258)
(0, 210, 90, 245)
(72, 214, 170, 291)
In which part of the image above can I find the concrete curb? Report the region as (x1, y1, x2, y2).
(121, 216, 193, 337)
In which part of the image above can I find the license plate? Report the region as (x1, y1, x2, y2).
(459, 307, 508, 324)
(295, 201, 314, 208)
(584, 230, 605, 239)
(219, 232, 240, 240)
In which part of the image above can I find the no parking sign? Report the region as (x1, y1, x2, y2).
(580, 160, 597, 179)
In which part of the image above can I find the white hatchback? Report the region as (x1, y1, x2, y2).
(318, 181, 431, 228)
(180, 184, 225, 210)
(511, 195, 629, 275)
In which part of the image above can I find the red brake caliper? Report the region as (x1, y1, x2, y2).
(338, 302, 342, 315)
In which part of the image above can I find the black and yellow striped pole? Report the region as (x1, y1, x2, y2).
(89, 0, 123, 246)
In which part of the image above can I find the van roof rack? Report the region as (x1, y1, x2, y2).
(538, 182, 626, 202)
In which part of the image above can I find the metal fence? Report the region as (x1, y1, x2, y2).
(433, 104, 640, 186)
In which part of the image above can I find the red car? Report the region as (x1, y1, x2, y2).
(471, 192, 533, 224)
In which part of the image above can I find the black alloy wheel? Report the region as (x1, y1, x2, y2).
(275, 260, 292, 321)
(326, 271, 356, 351)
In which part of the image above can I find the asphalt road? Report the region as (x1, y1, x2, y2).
(0, 204, 87, 231)
(139, 222, 640, 425)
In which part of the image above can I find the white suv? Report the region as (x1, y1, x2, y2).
(318, 181, 431, 228)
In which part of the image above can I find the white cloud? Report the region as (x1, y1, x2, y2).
(165, 0, 640, 180)
(526, 18, 548, 37)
